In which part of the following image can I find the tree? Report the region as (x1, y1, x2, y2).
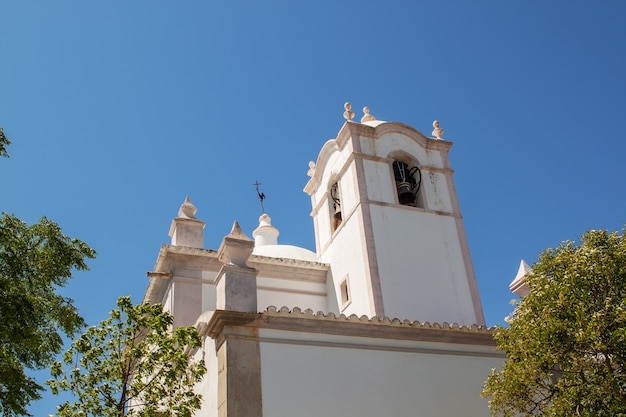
(0, 213, 96, 417)
(47, 296, 207, 417)
(0, 127, 10, 158)
(483, 229, 626, 417)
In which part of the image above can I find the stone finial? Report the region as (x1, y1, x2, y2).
(178, 196, 197, 219)
(361, 106, 375, 123)
(343, 102, 354, 121)
(307, 161, 316, 178)
(228, 220, 251, 240)
(169, 196, 205, 248)
(218, 221, 255, 268)
(253, 213, 279, 246)
(432, 120, 444, 139)
(509, 259, 532, 297)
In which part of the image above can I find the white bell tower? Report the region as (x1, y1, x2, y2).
(304, 104, 485, 326)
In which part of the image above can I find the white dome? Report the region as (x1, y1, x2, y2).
(361, 119, 386, 127)
(253, 244, 318, 262)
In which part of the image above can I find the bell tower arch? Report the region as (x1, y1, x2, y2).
(304, 106, 485, 326)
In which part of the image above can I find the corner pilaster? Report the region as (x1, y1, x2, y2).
(215, 221, 258, 313)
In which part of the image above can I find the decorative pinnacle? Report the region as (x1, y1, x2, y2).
(361, 106, 375, 123)
(178, 196, 198, 219)
(343, 102, 354, 121)
(228, 220, 252, 241)
(218, 220, 255, 268)
(432, 120, 444, 139)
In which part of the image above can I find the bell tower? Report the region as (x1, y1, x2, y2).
(304, 105, 485, 326)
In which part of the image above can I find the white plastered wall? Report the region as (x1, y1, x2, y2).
(313, 143, 376, 316)
(172, 277, 203, 328)
(201, 271, 217, 313)
(360, 133, 445, 169)
(363, 159, 396, 204)
(256, 275, 328, 312)
(193, 331, 218, 417)
(259, 330, 500, 417)
(313, 147, 353, 251)
(320, 211, 371, 315)
(423, 170, 453, 213)
(370, 205, 478, 324)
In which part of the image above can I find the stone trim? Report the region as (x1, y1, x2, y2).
(155, 245, 327, 271)
(305, 121, 452, 196)
(214, 325, 263, 417)
(454, 216, 486, 326)
(259, 335, 503, 358)
(308, 152, 357, 217)
(171, 275, 216, 285)
(256, 284, 327, 297)
(353, 151, 455, 176)
(205, 311, 263, 346)
(204, 308, 497, 349)
(144, 245, 329, 304)
(352, 155, 384, 317)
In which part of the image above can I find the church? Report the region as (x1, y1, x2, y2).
(143, 105, 505, 417)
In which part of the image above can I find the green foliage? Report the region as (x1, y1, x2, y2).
(47, 296, 207, 417)
(0, 127, 10, 158)
(483, 229, 626, 417)
(0, 214, 96, 416)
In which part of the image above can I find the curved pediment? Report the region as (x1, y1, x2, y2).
(304, 120, 453, 195)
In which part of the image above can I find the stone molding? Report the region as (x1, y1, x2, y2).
(204, 307, 498, 349)
(306, 121, 453, 195)
(144, 245, 329, 304)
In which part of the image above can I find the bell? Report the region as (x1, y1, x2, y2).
(398, 181, 414, 205)
(333, 204, 343, 229)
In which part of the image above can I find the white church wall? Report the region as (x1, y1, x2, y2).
(194, 333, 218, 417)
(316, 198, 332, 250)
(171, 277, 203, 328)
(320, 211, 371, 316)
(258, 330, 499, 417)
(201, 278, 217, 313)
(360, 133, 445, 170)
(363, 159, 396, 204)
(339, 162, 358, 215)
(256, 276, 327, 312)
(423, 170, 453, 213)
(162, 286, 173, 314)
(312, 146, 353, 249)
(369, 205, 478, 325)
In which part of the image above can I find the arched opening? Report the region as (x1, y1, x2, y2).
(390, 153, 424, 208)
(329, 181, 343, 232)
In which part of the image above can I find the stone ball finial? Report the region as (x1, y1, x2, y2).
(432, 120, 444, 139)
(343, 102, 354, 121)
(178, 196, 198, 219)
(361, 106, 375, 123)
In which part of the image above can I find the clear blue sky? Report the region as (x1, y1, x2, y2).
(2, 2, 626, 415)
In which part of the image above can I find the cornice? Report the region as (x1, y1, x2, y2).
(143, 245, 329, 304)
(203, 307, 498, 348)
